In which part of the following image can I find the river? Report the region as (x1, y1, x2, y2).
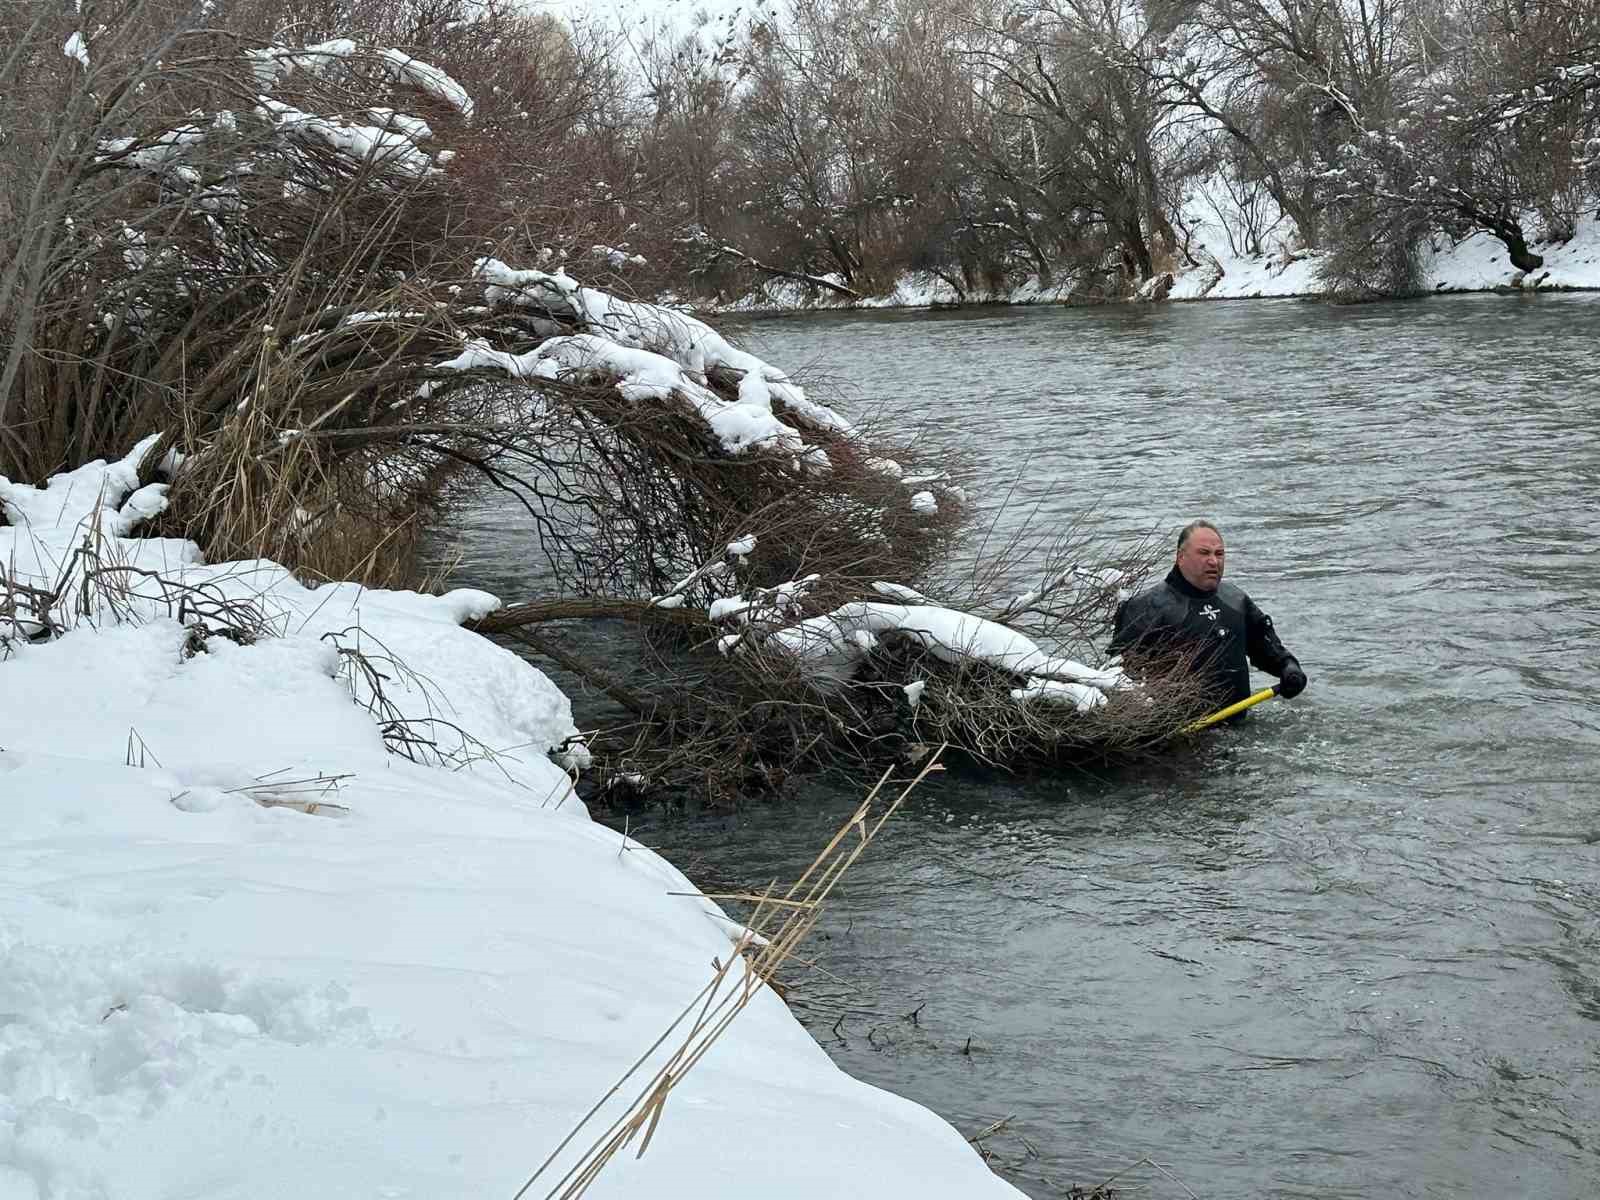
(437, 295, 1600, 1198)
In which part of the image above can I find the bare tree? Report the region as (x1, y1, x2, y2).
(961, 0, 1202, 285)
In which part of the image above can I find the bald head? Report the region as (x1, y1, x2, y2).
(1175, 521, 1224, 591)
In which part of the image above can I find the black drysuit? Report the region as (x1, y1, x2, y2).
(1109, 566, 1297, 708)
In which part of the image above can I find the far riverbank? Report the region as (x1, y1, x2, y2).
(703, 213, 1600, 316)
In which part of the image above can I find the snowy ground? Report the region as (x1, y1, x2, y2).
(0, 449, 1022, 1199)
(1170, 211, 1600, 300)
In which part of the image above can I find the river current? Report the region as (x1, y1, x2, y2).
(438, 295, 1600, 1198)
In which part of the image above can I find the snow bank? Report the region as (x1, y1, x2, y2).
(0, 435, 195, 584)
(1422, 214, 1600, 292)
(1167, 247, 1324, 301)
(0, 452, 1025, 1200)
(1170, 212, 1600, 300)
(718, 268, 1085, 314)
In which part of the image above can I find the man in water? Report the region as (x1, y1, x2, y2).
(1110, 520, 1307, 712)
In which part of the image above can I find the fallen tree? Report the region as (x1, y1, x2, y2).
(457, 525, 1217, 804)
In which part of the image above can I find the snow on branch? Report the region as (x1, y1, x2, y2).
(255, 98, 441, 178)
(243, 39, 475, 124)
(538, 335, 813, 456)
(726, 598, 1130, 709)
(245, 39, 357, 89)
(380, 49, 476, 120)
(96, 123, 208, 172)
(431, 333, 817, 457)
(473, 259, 853, 435)
(648, 538, 752, 609)
(441, 259, 862, 460)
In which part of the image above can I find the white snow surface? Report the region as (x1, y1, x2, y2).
(0, 451, 1025, 1200)
(763, 600, 1128, 702)
(63, 32, 89, 68)
(380, 48, 475, 120)
(467, 258, 852, 457)
(1169, 212, 1600, 300)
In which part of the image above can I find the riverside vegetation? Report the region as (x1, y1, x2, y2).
(1, 0, 1235, 807)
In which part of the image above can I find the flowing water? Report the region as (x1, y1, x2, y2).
(437, 295, 1600, 1198)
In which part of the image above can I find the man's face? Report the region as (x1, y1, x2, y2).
(1176, 527, 1225, 591)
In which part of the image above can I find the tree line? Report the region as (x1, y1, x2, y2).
(625, 0, 1600, 301)
(40, 0, 1588, 304)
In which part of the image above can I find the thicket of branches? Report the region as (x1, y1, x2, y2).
(6, 0, 1216, 803)
(1, 0, 941, 587)
(464, 520, 1216, 805)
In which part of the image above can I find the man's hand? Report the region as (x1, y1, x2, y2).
(1278, 660, 1307, 699)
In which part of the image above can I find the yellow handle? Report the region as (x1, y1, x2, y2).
(1181, 684, 1281, 734)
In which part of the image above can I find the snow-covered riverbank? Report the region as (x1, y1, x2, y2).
(1171, 211, 1600, 301)
(0, 448, 1022, 1199)
(714, 213, 1600, 313)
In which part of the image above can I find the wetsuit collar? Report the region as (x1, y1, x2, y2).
(1166, 564, 1217, 598)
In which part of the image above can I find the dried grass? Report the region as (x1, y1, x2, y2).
(512, 751, 945, 1200)
(0, 495, 270, 645)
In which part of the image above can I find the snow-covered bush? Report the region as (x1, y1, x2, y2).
(1, 3, 952, 600)
(694, 526, 1211, 771)
(491, 519, 1210, 802)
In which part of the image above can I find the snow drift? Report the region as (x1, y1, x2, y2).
(0, 449, 1023, 1200)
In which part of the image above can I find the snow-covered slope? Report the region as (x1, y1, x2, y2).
(0, 449, 1024, 1200)
(1172, 212, 1600, 301)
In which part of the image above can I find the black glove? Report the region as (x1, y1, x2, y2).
(1278, 659, 1307, 699)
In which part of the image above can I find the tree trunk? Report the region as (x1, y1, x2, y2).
(1123, 221, 1154, 281)
(1498, 225, 1544, 273)
(465, 597, 702, 635)
(714, 244, 862, 299)
(1448, 196, 1544, 272)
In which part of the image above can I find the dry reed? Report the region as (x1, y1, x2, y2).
(511, 750, 946, 1200)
